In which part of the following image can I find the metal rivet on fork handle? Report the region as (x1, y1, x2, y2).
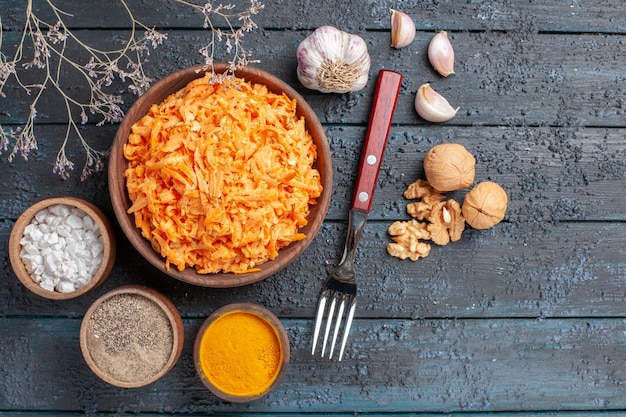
(311, 69, 403, 361)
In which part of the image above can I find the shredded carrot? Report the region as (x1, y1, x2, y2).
(123, 73, 322, 274)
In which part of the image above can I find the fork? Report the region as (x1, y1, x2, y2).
(311, 69, 403, 361)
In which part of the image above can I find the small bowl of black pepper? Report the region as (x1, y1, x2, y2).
(79, 285, 184, 388)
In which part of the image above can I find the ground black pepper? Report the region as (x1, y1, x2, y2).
(85, 293, 173, 383)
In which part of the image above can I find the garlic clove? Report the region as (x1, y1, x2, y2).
(428, 31, 455, 77)
(390, 9, 416, 49)
(415, 83, 459, 123)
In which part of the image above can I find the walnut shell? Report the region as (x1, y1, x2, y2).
(423, 144, 475, 192)
(462, 181, 507, 229)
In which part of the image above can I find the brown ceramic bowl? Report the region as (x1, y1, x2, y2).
(8, 197, 116, 300)
(108, 63, 332, 288)
(193, 303, 290, 402)
(80, 285, 184, 388)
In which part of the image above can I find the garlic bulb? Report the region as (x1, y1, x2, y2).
(390, 9, 415, 49)
(415, 83, 459, 122)
(296, 26, 371, 93)
(428, 31, 455, 77)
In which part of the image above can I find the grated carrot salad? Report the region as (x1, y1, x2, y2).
(123, 73, 322, 274)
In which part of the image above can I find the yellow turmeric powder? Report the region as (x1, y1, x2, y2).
(198, 310, 283, 398)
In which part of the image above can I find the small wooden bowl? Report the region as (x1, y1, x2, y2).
(80, 285, 184, 388)
(193, 303, 290, 402)
(8, 197, 116, 300)
(108, 63, 332, 288)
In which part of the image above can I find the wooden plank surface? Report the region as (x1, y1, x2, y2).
(2, 317, 626, 413)
(3, 219, 626, 319)
(2, 0, 626, 415)
(3, 0, 626, 33)
(3, 124, 626, 222)
(2, 30, 626, 128)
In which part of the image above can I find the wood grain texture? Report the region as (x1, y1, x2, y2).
(3, 0, 626, 33)
(2, 125, 625, 222)
(2, 317, 626, 413)
(2, 0, 626, 415)
(3, 220, 626, 319)
(1, 30, 625, 128)
(351, 70, 402, 212)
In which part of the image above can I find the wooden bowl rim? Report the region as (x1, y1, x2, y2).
(193, 302, 290, 402)
(8, 197, 116, 300)
(79, 284, 184, 388)
(108, 63, 332, 288)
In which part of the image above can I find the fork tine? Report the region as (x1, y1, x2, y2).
(338, 297, 356, 361)
(320, 294, 337, 357)
(311, 290, 328, 355)
(329, 295, 347, 359)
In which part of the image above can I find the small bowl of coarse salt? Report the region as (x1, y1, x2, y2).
(8, 197, 116, 300)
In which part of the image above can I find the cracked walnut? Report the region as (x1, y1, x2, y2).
(387, 178, 466, 261)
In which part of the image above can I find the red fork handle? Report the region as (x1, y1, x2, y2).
(351, 69, 403, 213)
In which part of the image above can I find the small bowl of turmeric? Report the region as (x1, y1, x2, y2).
(193, 302, 290, 402)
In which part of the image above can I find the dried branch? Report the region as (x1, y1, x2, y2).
(0, 0, 264, 179)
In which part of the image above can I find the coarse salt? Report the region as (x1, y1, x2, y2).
(19, 204, 105, 293)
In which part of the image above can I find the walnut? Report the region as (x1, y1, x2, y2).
(389, 176, 469, 261)
(427, 199, 465, 245)
(423, 143, 476, 192)
(404, 179, 445, 220)
(462, 181, 507, 229)
(387, 220, 431, 261)
(403, 179, 438, 199)
(406, 192, 444, 220)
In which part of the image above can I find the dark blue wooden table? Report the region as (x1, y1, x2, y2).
(2, 0, 626, 415)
